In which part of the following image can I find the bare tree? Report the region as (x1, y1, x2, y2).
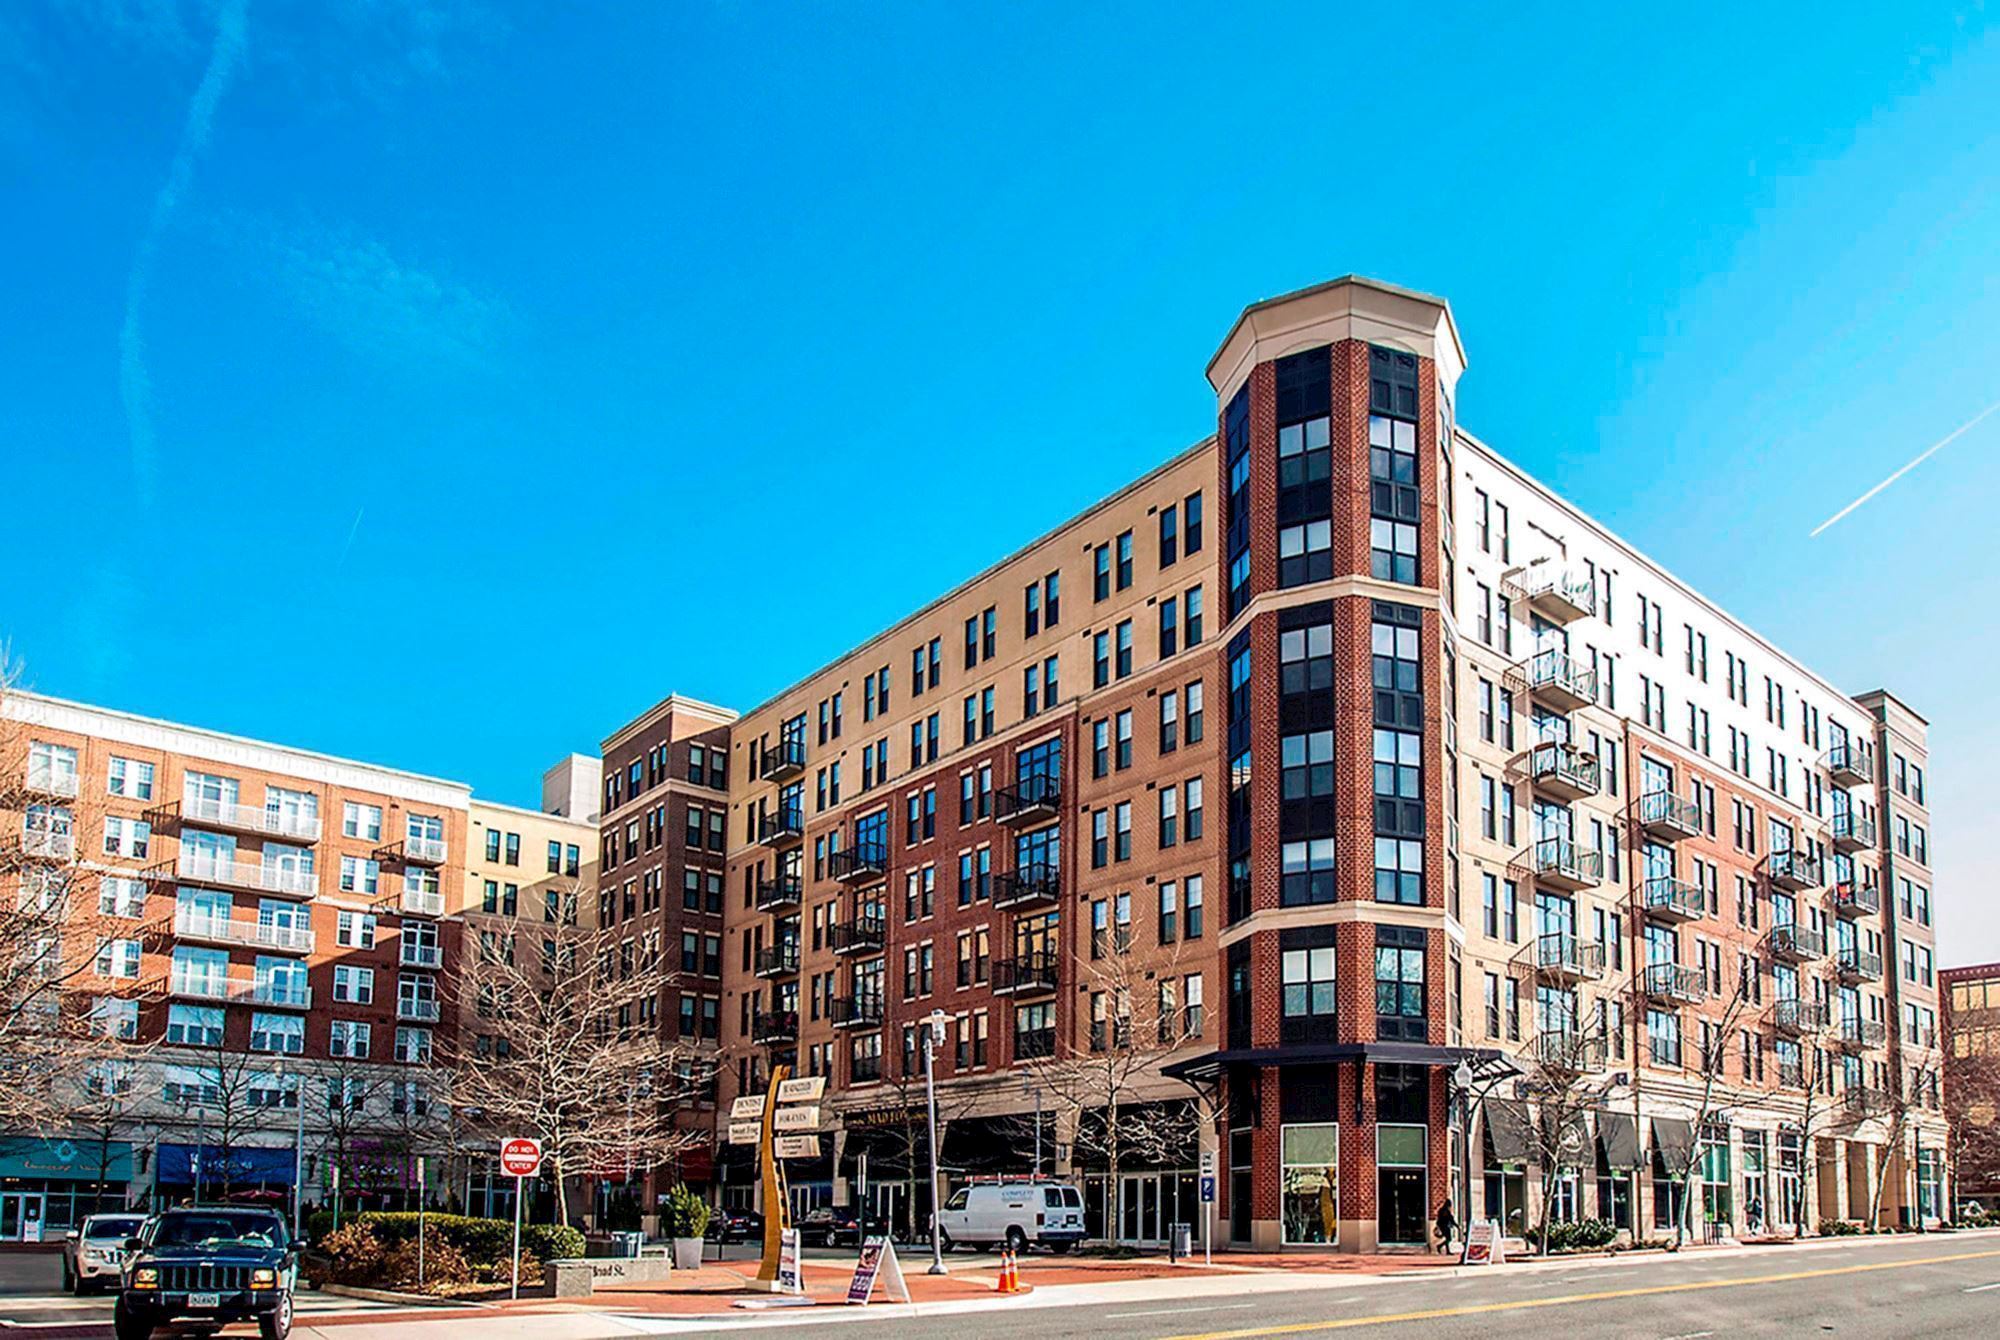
(1661, 966, 1756, 1248)
(1787, 1039, 1835, 1235)
(445, 914, 702, 1227)
(1519, 1013, 1616, 1254)
(1018, 935, 1206, 1232)
(1945, 1047, 2000, 1221)
(1866, 1053, 1943, 1230)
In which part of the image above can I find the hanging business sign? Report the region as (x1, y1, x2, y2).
(727, 1121, 763, 1146)
(777, 1076, 827, 1104)
(730, 1096, 767, 1120)
(775, 1135, 821, 1160)
(773, 1105, 821, 1133)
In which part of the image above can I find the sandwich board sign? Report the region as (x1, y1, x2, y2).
(776, 1228, 803, 1295)
(1461, 1218, 1506, 1265)
(845, 1235, 910, 1305)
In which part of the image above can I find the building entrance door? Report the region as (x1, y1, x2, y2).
(1378, 1169, 1426, 1246)
(0, 1193, 46, 1242)
(1119, 1174, 1164, 1244)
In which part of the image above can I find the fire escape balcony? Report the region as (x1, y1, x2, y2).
(1636, 790, 1702, 842)
(1530, 838, 1603, 892)
(373, 835, 447, 866)
(1831, 1016, 1888, 1051)
(992, 864, 1062, 912)
(754, 943, 800, 979)
(1836, 946, 1884, 983)
(1531, 933, 1606, 982)
(757, 809, 805, 848)
(22, 766, 81, 800)
(1521, 649, 1597, 713)
(996, 773, 1063, 827)
(1640, 961, 1706, 1006)
(161, 853, 318, 899)
(171, 913, 316, 955)
(751, 1010, 798, 1046)
(156, 797, 323, 844)
(827, 919, 885, 957)
(1830, 811, 1877, 853)
(1832, 880, 1881, 919)
(1642, 874, 1706, 923)
(1772, 997, 1831, 1035)
(1823, 741, 1874, 787)
(1531, 1029, 1608, 1072)
(1528, 741, 1601, 801)
(1508, 561, 1597, 624)
(830, 994, 884, 1030)
(1765, 922, 1825, 963)
(1767, 849, 1822, 892)
(754, 874, 804, 913)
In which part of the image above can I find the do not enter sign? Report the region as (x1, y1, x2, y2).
(499, 1138, 543, 1178)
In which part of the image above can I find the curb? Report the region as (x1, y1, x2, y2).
(315, 1284, 497, 1309)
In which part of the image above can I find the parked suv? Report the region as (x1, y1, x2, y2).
(62, 1215, 145, 1294)
(934, 1181, 1085, 1253)
(114, 1208, 297, 1340)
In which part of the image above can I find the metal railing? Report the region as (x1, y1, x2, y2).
(1765, 922, 1824, 961)
(1524, 649, 1598, 705)
(1638, 790, 1702, 839)
(173, 852, 317, 897)
(1534, 933, 1606, 978)
(993, 864, 1061, 911)
(1643, 874, 1706, 921)
(1529, 741, 1600, 796)
(172, 913, 316, 954)
(24, 767, 80, 799)
(997, 773, 1063, 824)
(178, 797, 323, 843)
(1532, 837, 1603, 887)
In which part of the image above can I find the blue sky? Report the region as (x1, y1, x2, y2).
(3, 3, 1997, 956)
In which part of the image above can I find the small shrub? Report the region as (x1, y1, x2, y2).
(663, 1184, 710, 1240)
(320, 1223, 386, 1285)
(1820, 1219, 1863, 1236)
(381, 1228, 475, 1294)
(1541, 1218, 1618, 1252)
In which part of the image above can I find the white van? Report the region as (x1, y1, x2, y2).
(934, 1181, 1085, 1253)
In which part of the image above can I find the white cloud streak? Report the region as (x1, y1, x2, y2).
(1810, 400, 2000, 537)
(118, 0, 250, 506)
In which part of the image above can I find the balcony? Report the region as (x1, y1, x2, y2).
(1832, 880, 1881, 919)
(1533, 933, 1606, 982)
(1015, 1028, 1056, 1061)
(1640, 962, 1705, 1006)
(1836, 946, 1884, 983)
(757, 809, 805, 848)
(1522, 649, 1597, 713)
(762, 738, 808, 782)
(165, 798, 323, 844)
(827, 919, 885, 956)
(23, 767, 80, 799)
(1842, 1085, 1892, 1118)
(1642, 875, 1705, 923)
(1831, 1017, 1888, 1051)
(397, 997, 442, 1024)
(755, 874, 803, 913)
(751, 1010, 798, 1046)
(1824, 741, 1874, 787)
(830, 994, 884, 1030)
(167, 853, 317, 899)
(1766, 849, 1822, 892)
(1772, 997, 1830, 1035)
(996, 773, 1062, 827)
(22, 827, 75, 861)
(1765, 922, 1825, 963)
(1637, 790, 1702, 842)
(1830, 811, 1877, 853)
(992, 863, 1062, 912)
(754, 943, 801, 979)
(1532, 1030, 1608, 1073)
(399, 888, 446, 918)
(992, 951, 1061, 996)
(1508, 562, 1597, 623)
(172, 913, 316, 955)
(829, 845, 888, 886)
(169, 976, 312, 1010)
(1531, 837, 1603, 892)
(374, 835, 447, 866)
(400, 942, 443, 969)
(1528, 742, 1600, 801)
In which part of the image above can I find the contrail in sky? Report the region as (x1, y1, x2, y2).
(119, 0, 251, 506)
(334, 507, 366, 573)
(1810, 399, 2000, 537)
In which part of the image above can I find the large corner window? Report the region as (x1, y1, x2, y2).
(1281, 1123, 1340, 1245)
(1225, 384, 1252, 616)
(1368, 345, 1421, 585)
(1375, 926, 1426, 1041)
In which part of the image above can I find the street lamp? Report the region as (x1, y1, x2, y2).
(1451, 1060, 1474, 1256)
(273, 1061, 306, 1233)
(922, 1007, 951, 1275)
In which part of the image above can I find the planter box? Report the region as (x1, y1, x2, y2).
(672, 1237, 703, 1271)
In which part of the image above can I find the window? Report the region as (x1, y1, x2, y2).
(332, 965, 374, 1004)
(1184, 491, 1203, 554)
(1160, 503, 1179, 567)
(1281, 730, 1335, 799)
(1116, 620, 1133, 678)
(1160, 690, 1180, 752)
(343, 802, 383, 841)
(1281, 838, 1337, 905)
(1159, 788, 1179, 848)
(1281, 938, 1337, 1029)
(1374, 927, 1425, 1041)
(1185, 874, 1205, 939)
(1093, 543, 1111, 601)
(1159, 595, 1178, 659)
(1116, 530, 1133, 589)
(250, 1012, 305, 1055)
(102, 815, 150, 859)
(99, 875, 146, 918)
(1280, 1124, 1339, 1245)
(96, 939, 140, 979)
(166, 1004, 224, 1048)
(106, 756, 154, 800)
(336, 910, 377, 949)
(1278, 520, 1332, 586)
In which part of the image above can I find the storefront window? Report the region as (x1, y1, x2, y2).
(1698, 1126, 1732, 1230)
(1280, 1123, 1339, 1244)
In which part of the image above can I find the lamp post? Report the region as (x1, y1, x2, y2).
(923, 1007, 950, 1275)
(274, 1061, 305, 1234)
(1451, 1061, 1473, 1255)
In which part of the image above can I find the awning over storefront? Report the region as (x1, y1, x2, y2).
(157, 1144, 295, 1187)
(1650, 1117, 1695, 1172)
(1484, 1100, 1532, 1165)
(0, 1137, 133, 1183)
(1596, 1111, 1641, 1169)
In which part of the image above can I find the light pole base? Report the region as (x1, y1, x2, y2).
(927, 1262, 947, 1276)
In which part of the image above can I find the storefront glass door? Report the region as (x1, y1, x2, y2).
(1, 1193, 46, 1242)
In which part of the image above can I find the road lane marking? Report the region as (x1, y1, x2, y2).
(1963, 1281, 2000, 1292)
(1110, 1305, 1263, 1319)
(1160, 1248, 2000, 1339)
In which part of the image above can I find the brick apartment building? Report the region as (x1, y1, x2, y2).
(1942, 961, 2000, 1212)
(0, 691, 595, 1238)
(594, 275, 1950, 1250)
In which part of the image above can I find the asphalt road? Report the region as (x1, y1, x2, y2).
(635, 1231, 2000, 1339)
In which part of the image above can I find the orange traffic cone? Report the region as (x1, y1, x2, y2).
(997, 1248, 1024, 1294)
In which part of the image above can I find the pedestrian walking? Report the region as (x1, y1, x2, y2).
(1747, 1194, 1764, 1236)
(1434, 1199, 1457, 1254)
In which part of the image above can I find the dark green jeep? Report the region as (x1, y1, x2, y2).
(115, 1208, 296, 1340)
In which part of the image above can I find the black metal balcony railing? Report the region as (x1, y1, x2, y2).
(753, 943, 800, 979)
(827, 918, 886, 956)
(757, 809, 805, 846)
(1823, 741, 1874, 786)
(830, 994, 884, 1029)
(1832, 1016, 1888, 1050)
(755, 874, 804, 913)
(1837, 945, 1884, 982)
(1637, 790, 1702, 841)
(1643, 874, 1706, 922)
(829, 845, 888, 885)
(762, 738, 808, 780)
(1641, 961, 1705, 1005)
(751, 1010, 798, 1045)
(1831, 810, 1878, 851)
(997, 773, 1062, 826)
(1832, 880, 1881, 918)
(1773, 997, 1830, 1034)
(1534, 933, 1606, 980)
(1529, 741, 1601, 799)
(992, 951, 1060, 996)
(1765, 922, 1825, 962)
(1532, 1029, 1608, 1073)
(1531, 837, 1603, 889)
(1015, 1029, 1056, 1061)
(1767, 848, 1822, 891)
(992, 863, 1062, 911)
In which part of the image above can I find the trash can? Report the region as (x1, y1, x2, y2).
(613, 1231, 644, 1257)
(1170, 1223, 1192, 1261)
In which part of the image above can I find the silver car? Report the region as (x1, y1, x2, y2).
(62, 1214, 146, 1294)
